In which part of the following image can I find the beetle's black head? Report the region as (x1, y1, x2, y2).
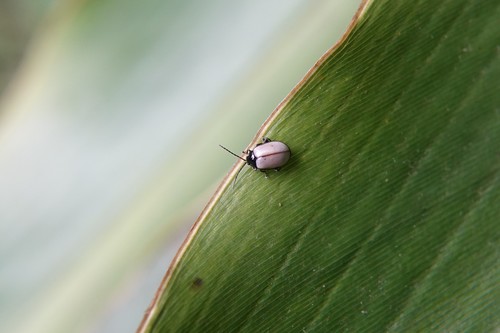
(246, 150, 258, 169)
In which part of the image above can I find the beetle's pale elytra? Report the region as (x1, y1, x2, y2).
(250, 140, 291, 170)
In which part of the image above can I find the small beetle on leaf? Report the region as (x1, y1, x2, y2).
(220, 137, 291, 178)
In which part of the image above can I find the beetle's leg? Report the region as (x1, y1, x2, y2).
(259, 169, 269, 178)
(274, 167, 281, 172)
(262, 137, 271, 143)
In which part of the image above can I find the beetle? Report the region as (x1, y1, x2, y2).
(220, 137, 291, 177)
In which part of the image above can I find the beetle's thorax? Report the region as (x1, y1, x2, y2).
(246, 150, 258, 169)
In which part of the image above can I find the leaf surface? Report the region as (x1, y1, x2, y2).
(144, 0, 500, 331)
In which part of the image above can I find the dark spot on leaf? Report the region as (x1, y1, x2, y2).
(191, 277, 203, 290)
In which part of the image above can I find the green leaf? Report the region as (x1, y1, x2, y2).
(140, 0, 500, 331)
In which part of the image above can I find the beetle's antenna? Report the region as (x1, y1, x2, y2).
(220, 145, 247, 189)
(219, 145, 246, 161)
(233, 165, 245, 187)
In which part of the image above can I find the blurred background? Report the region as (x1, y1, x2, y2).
(0, 0, 360, 332)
